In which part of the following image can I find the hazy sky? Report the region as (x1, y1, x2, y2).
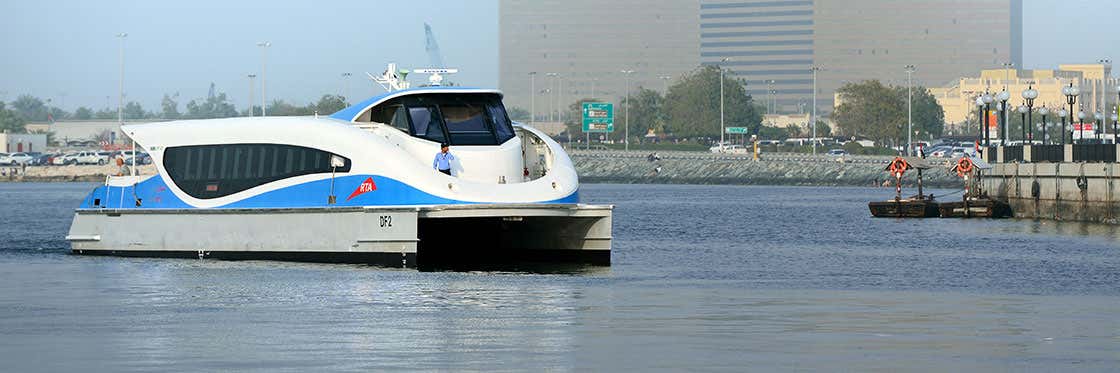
(0, 0, 1116, 112)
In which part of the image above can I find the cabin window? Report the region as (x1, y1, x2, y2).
(163, 143, 351, 199)
(362, 93, 516, 146)
(370, 104, 411, 133)
(408, 106, 447, 143)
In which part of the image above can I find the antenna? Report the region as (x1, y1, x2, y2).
(413, 68, 458, 87)
(367, 62, 411, 92)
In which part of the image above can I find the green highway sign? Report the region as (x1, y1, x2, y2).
(582, 102, 614, 133)
(725, 127, 749, 134)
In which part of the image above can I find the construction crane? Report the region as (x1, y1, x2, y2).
(424, 23, 444, 69)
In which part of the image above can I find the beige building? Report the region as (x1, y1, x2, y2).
(932, 64, 1117, 136)
(499, 0, 700, 122)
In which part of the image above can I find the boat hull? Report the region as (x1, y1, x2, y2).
(67, 204, 612, 269)
(868, 199, 939, 218)
(937, 198, 1011, 218)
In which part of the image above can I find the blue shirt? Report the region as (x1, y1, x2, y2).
(433, 151, 455, 170)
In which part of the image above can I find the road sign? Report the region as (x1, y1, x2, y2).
(725, 127, 749, 134)
(582, 102, 614, 133)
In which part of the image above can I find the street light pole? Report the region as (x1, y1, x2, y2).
(1039, 107, 1049, 145)
(248, 74, 256, 117)
(528, 72, 536, 124)
(810, 66, 821, 155)
(116, 33, 127, 127)
(982, 91, 993, 148)
(341, 72, 352, 99)
(1022, 84, 1038, 143)
(998, 90, 1010, 144)
(621, 69, 635, 151)
(719, 58, 729, 147)
(1063, 83, 1080, 144)
(257, 41, 271, 116)
(905, 65, 916, 155)
(1058, 109, 1068, 145)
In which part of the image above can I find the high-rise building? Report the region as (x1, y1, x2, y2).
(701, 0, 1022, 116)
(500, 0, 1022, 129)
(499, 0, 699, 123)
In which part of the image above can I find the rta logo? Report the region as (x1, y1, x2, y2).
(346, 177, 377, 201)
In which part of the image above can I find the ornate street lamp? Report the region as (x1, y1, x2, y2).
(1058, 109, 1068, 145)
(1077, 111, 1087, 144)
(1112, 111, 1119, 144)
(1034, 106, 1043, 144)
(1017, 104, 1029, 144)
(1062, 83, 1080, 143)
(975, 96, 985, 145)
(1095, 112, 1104, 142)
(1022, 85, 1038, 144)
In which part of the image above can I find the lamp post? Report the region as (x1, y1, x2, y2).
(247, 74, 256, 117)
(1038, 107, 1049, 144)
(528, 72, 536, 124)
(905, 65, 916, 155)
(766, 79, 775, 114)
(1063, 83, 1080, 144)
(1095, 112, 1104, 142)
(1058, 109, 1068, 145)
(544, 73, 557, 121)
(116, 33, 127, 127)
(719, 58, 729, 147)
(982, 91, 994, 147)
(340, 72, 352, 99)
(1078, 111, 1087, 144)
(659, 75, 671, 94)
(1022, 84, 1038, 143)
(621, 69, 635, 151)
(810, 65, 822, 155)
(1112, 111, 1119, 144)
(257, 41, 270, 116)
(997, 90, 1010, 144)
(975, 96, 985, 145)
(1016, 104, 1028, 144)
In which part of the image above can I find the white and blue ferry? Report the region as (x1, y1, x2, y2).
(66, 68, 612, 268)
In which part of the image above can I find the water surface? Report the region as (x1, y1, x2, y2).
(1, 183, 1117, 371)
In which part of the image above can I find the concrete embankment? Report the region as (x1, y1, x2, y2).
(0, 164, 157, 182)
(571, 150, 962, 188)
(983, 161, 1120, 224)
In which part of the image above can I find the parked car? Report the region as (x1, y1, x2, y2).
(121, 151, 151, 165)
(826, 149, 848, 156)
(61, 151, 107, 165)
(0, 153, 8, 165)
(4, 152, 34, 165)
(30, 152, 53, 166)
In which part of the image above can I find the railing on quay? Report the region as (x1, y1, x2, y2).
(984, 144, 1120, 163)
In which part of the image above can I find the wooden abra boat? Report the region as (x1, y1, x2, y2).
(937, 156, 1011, 218)
(869, 157, 939, 218)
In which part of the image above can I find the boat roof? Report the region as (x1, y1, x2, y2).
(330, 87, 503, 122)
(882, 156, 935, 171)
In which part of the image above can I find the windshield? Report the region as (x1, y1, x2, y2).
(365, 93, 515, 146)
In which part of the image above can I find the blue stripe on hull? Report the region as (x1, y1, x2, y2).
(79, 174, 578, 209)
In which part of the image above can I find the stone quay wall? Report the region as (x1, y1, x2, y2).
(570, 150, 961, 188)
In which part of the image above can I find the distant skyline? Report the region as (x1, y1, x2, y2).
(0, 0, 1116, 112)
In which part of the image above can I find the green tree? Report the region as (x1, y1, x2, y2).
(161, 94, 181, 119)
(623, 87, 664, 142)
(312, 94, 349, 115)
(186, 92, 239, 119)
(93, 108, 116, 120)
(832, 80, 944, 145)
(663, 66, 762, 140)
(11, 95, 48, 121)
(74, 106, 94, 120)
(266, 99, 313, 116)
(123, 101, 147, 119)
(0, 102, 27, 133)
